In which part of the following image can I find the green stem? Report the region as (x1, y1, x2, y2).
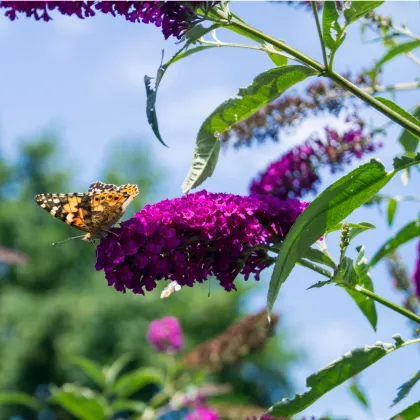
(311, 1, 328, 68)
(355, 285, 420, 325)
(218, 13, 420, 137)
(298, 258, 333, 279)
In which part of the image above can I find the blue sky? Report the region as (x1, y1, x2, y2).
(0, 2, 419, 419)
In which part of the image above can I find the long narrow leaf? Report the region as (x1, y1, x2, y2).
(267, 159, 391, 317)
(182, 65, 317, 193)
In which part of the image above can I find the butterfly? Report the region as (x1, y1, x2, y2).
(35, 181, 139, 244)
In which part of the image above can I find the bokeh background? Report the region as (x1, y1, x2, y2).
(0, 1, 419, 419)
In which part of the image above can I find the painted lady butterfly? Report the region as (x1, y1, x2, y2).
(35, 181, 139, 244)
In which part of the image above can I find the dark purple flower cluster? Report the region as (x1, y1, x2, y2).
(250, 123, 381, 200)
(413, 241, 420, 298)
(95, 190, 307, 294)
(147, 316, 183, 353)
(0, 1, 209, 39)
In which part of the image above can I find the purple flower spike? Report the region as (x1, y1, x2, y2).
(147, 316, 183, 353)
(0, 1, 214, 39)
(95, 190, 307, 294)
(413, 241, 420, 298)
(186, 406, 220, 420)
(250, 122, 381, 200)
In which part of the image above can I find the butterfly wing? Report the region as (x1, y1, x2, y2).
(34, 193, 91, 233)
(86, 184, 139, 233)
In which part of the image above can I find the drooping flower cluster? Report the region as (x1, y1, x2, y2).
(220, 74, 374, 148)
(95, 191, 307, 294)
(182, 310, 279, 372)
(147, 316, 183, 353)
(0, 1, 214, 39)
(250, 121, 381, 200)
(413, 241, 420, 299)
(186, 406, 221, 420)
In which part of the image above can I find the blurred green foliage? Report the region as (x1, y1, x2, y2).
(0, 134, 297, 419)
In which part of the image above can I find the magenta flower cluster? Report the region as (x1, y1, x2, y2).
(0, 1, 206, 39)
(186, 406, 220, 420)
(95, 190, 307, 294)
(250, 124, 380, 200)
(413, 241, 420, 298)
(147, 316, 183, 353)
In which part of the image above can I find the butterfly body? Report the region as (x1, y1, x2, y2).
(35, 181, 139, 243)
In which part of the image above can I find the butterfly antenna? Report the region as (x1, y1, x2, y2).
(52, 235, 85, 246)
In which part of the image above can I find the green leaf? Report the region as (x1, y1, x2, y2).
(393, 152, 420, 171)
(334, 257, 358, 287)
(375, 40, 420, 71)
(267, 159, 391, 317)
(0, 392, 42, 411)
(348, 222, 376, 243)
(369, 218, 420, 267)
(267, 341, 393, 417)
(399, 105, 420, 154)
(326, 222, 375, 236)
(376, 97, 420, 142)
(390, 401, 420, 420)
(302, 247, 337, 269)
(113, 368, 164, 398)
(145, 24, 220, 146)
(68, 356, 106, 388)
(387, 198, 397, 226)
(267, 45, 288, 66)
(112, 399, 147, 414)
(307, 279, 332, 290)
(322, 1, 341, 51)
(344, 1, 384, 24)
(392, 371, 420, 406)
(349, 381, 370, 409)
(50, 385, 107, 420)
(104, 354, 134, 387)
(348, 246, 377, 330)
(182, 65, 317, 193)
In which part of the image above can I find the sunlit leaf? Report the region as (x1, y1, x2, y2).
(322, 1, 342, 51)
(393, 153, 420, 171)
(267, 160, 391, 317)
(399, 105, 420, 154)
(344, 1, 384, 24)
(302, 247, 337, 269)
(112, 399, 147, 414)
(267, 341, 393, 417)
(104, 354, 134, 388)
(375, 40, 420, 72)
(182, 65, 317, 193)
(387, 198, 397, 226)
(349, 381, 370, 409)
(369, 218, 420, 267)
(390, 401, 420, 420)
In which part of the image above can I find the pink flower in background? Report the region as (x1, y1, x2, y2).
(186, 406, 221, 420)
(147, 316, 183, 353)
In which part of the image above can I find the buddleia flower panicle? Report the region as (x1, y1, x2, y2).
(0, 1, 217, 39)
(413, 241, 420, 299)
(95, 191, 307, 295)
(182, 311, 279, 372)
(147, 316, 183, 354)
(250, 120, 382, 200)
